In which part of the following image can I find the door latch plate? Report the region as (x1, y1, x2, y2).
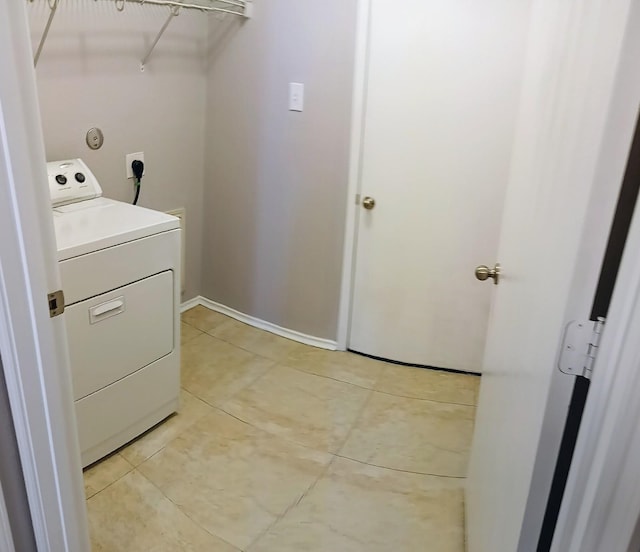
(48, 290, 65, 318)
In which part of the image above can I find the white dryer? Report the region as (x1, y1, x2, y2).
(48, 159, 181, 467)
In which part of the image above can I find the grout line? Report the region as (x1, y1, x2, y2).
(212, 403, 271, 431)
(135, 468, 242, 551)
(201, 329, 287, 363)
(333, 453, 467, 479)
(133, 444, 167, 468)
(84, 453, 135, 500)
(245, 456, 338, 551)
(284, 362, 478, 408)
(369, 387, 478, 408)
(114, 390, 212, 469)
(334, 384, 376, 458)
(179, 330, 204, 347)
(181, 361, 278, 414)
(213, 403, 336, 456)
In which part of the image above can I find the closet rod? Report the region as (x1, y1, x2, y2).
(30, 0, 252, 69)
(124, 0, 247, 13)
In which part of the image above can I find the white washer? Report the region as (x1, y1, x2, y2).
(48, 159, 181, 467)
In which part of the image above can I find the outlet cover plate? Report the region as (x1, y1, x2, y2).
(126, 152, 145, 179)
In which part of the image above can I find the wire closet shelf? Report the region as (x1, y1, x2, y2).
(29, 0, 253, 69)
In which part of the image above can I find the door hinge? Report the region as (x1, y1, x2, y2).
(558, 317, 605, 380)
(48, 290, 65, 318)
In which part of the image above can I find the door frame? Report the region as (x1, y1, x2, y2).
(336, 0, 371, 351)
(552, 176, 640, 550)
(0, 1, 89, 550)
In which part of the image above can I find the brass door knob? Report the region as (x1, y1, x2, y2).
(475, 263, 501, 285)
(362, 196, 376, 210)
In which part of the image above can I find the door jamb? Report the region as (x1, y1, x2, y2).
(0, 2, 90, 550)
(552, 179, 640, 551)
(336, 0, 371, 350)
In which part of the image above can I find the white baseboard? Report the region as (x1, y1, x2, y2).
(180, 296, 200, 313)
(180, 296, 338, 351)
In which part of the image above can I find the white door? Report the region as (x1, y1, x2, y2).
(465, 1, 635, 550)
(0, 1, 90, 549)
(348, 0, 532, 371)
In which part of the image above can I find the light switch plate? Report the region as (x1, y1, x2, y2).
(126, 152, 145, 179)
(289, 82, 304, 112)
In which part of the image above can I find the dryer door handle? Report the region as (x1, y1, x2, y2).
(90, 297, 125, 323)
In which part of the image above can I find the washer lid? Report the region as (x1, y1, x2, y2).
(53, 197, 180, 260)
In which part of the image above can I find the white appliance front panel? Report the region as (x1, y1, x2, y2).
(65, 270, 174, 400)
(76, 353, 179, 467)
(59, 229, 180, 305)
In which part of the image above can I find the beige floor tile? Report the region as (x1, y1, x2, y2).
(181, 321, 203, 346)
(138, 409, 331, 550)
(212, 319, 385, 389)
(250, 457, 464, 552)
(181, 333, 275, 406)
(375, 364, 481, 405)
(284, 345, 387, 389)
(83, 453, 133, 499)
(88, 470, 238, 552)
(120, 389, 213, 466)
(224, 365, 371, 453)
(340, 391, 475, 477)
(289, 358, 383, 389)
(181, 305, 229, 333)
(209, 318, 300, 360)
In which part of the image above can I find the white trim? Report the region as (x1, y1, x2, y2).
(552, 176, 640, 551)
(0, 2, 89, 551)
(551, 6, 640, 541)
(336, 0, 371, 351)
(547, 1, 640, 549)
(0, 481, 15, 552)
(182, 296, 338, 350)
(179, 296, 201, 313)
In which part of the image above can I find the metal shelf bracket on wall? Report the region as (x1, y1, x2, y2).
(28, 0, 253, 70)
(140, 5, 181, 72)
(32, 0, 59, 67)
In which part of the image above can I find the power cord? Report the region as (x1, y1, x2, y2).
(131, 160, 144, 205)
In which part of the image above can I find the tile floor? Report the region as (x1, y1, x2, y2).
(84, 306, 480, 551)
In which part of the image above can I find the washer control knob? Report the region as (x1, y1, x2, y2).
(75, 172, 86, 183)
(55, 174, 67, 185)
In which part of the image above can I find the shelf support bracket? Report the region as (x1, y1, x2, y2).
(33, 0, 59, 67)
(140, 6, 180, 72)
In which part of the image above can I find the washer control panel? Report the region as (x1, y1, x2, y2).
(48, 159, 102, 207)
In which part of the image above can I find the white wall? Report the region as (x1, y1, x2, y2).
(201, 1, 358, 340)
(28, 1, 208, 301)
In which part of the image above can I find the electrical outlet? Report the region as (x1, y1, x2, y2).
(126, 152, 145, 179)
